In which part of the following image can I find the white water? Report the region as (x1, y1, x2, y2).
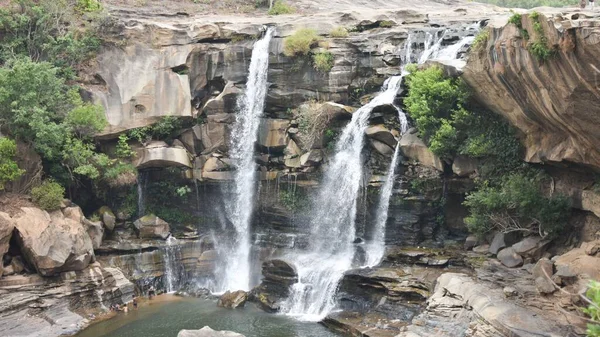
(281, 75, 405, 322)
(163, 236, 180, 293)
(217, 27, 274, 292)
(137, 170, 148, 217)
(433, 35, 476, 60)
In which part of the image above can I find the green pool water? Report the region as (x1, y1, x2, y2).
(76, 295, 340, 337)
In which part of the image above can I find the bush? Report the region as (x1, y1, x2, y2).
(464, 173, 571, 238)
(312, 51, 334, 72)
(0, 138, 24, 190)
(268, 0, 295, 15)
(283, 28, 320, 57)
(127, 116, 183, 144)
(583, 281, 600, 337)
(471, 29, 489, 52)
(508, 13, 523, 27)
(75, 0, 102, 12)
(527, 11, 554, 62)
(330, 26, 349, 38)
(31, 180, 65, 210)
(116, 135, 136, 159)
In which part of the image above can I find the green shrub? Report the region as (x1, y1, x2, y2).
(527, 11, 554, 62)
(583, 280, 600, 337)
(116, 135, 136, 159)
(464, 173, 571, 238)
(0, 138, 24, 190)
(330, 26, 349, 38)
(312, 51, 334, 72)
(76, 0, 102, 12)
(378, 20, 395, 28)
(475, 0, 578, 9)
(127, 116, 183, 144)
(471, 29, 490, 52)
(508, 13, 523, 27)
(31, 180, 65, 210)
(268, 0, 295, 15)
(283, 28, 321, 57)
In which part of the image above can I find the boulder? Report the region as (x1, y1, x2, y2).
(503, 286, 517, 297)
(497, 247, 523, 268)
(83, 219, 104, 249)
(512, 236, 549, 260)
(555, 242, 600, 280)
(370, 139, 395, 156)
(178, 326, 245, 337)
(0, 212, 15, 278)
(451, 156, 478, 177)
(201, 82, 242, 115)
(532, 258, 555, 294)
(133, 215, 170, 240)
(365, 125, 397, 149)
(136, 141, 192, 169)
(535, 276, 556, 294)
(12, 207, 94, 276)
(98, 206, 116, 231)
(257, 119, 289, 152)
(488, 232, 506, 255)
(319, 102, 355, 119)
(399, 129, 443, 171)
(199, 122, 230, 154)
(284, 139, 302, 158)
(217, 290, 248, 309)
(203, 157, 232, 172)
(62, 206, 84, 223)
(300, 150, 323, 167)
(464, 235, 479, 250)
(10, 256, 25, 274)
(472, 244, 490, 254)
(252, 259, 298, 312)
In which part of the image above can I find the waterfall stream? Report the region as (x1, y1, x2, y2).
(216, 27, 275, 292)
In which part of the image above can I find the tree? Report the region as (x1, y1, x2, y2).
(0, 138, 24, 190)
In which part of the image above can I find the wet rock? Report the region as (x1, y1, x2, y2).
(300, 150, 323, 167)
(217, 290, 248, 309)
(98, 206, 116, 231)
(133, 215, 170, 240)
(512, 236, 550, 260)
(12, 207, 94, 276)
(178, 326, 245, 337)
(0, 212, 14, 278)
(365, 125, 397, 149)
(252, 259, 298, 312)
(257, 119, 289, 152)
(370, 139, 395, 156)
(488, 232, 506, 255)
(199, 122, 230, 154)
(497, 247, 523, 268)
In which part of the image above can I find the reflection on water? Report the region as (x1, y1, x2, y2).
(76, 295, 339, 337)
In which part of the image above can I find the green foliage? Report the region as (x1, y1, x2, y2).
(0, 0, 101, 75)
(378, 20, 395, 28)
(474, 0, 578, 9)
(0, 138, 24, 190)
(508, 13, 523, 27)
(312, 51, 334, 72)
(144, 172, 196, 225)
(75, 0, 102, 12)
(31, 180, 65, 210)
(283, 28, 321, 57)
(527, 11, 555, 62)
(127, 116, 183, 144)
(267, 0, 295, 15)
(65, 89, 106, 137)
(279, 189, 307, 211)
(583, 281, 600, 337)
(330, 26, 349, 38)
(472, 29, 490, 51)
(116, 135, 136, 159)
(464, 173, 571, 238)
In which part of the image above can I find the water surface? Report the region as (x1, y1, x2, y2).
(76, 295, 340, 337)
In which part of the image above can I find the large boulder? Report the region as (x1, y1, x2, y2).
(202, 82, 242, 115)
(178, 327, 245, 337)
(497, 247, 523, 268)
(365, 125, 397, 149)
(133, 215, 171, 240)
(199, 122, 231, 154)
(399, 129, 443, 171)
(217, 290, 248, 309)
(97, 206, 116, 231)
(0, 212, 15, 278)
(300, 150, 323, 167)
(252, 259, 298, 312)
(257, 119, 289, 152)
(136, 141, 192, 169)
(555, 240, 600, 280)
(83, 219, 104, 249)
(532, 258, 556, 294)
(512, 236, 549, 260)
(452, 156, 478, 177)
(12, 207, 95, 276)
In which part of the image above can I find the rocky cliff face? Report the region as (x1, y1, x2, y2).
(463, 10, 600, 171)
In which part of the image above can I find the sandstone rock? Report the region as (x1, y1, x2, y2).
(535, 276, 556, 294)
(399, 129, 443, 171)
(201, 82, 242, 115)
(555, 243, 600, 280)
(252, 259, 298, 312)
(201, 171, 234, 181)
(512, 236, 549, 260)
(2, 265, 14, 276)
(0, 212, 14, 278)
(133, 215, 171, 240)
(10, 256, 25, 274)
(257, 119, 289, 152)
(472, 244, 490, 254)
(197, 250, 217, 274)
(284, 139, 302, 158)
(199, 122, 230, 154)
(62, 206, 84, 223)
(179, 129, 201, 154)
(503, 286, 517, 297)
(83, 219, 104, 249)
(178, 326, 245, 337)
(532, 258, 555, 294)
(13, 207, 94, 276)
(488, 233, 506, 255)
(300, 150, 323, 167)
(217, 290, 248, 309)
(451, 156, 477, 177)
(98, 206, 116, 231)
(583, 240, 600, 256)
(497, 247, 523, 268)
(366, 125, 397, 149)
(464, 235, 479, 250)
(203, 157, 232, 172)
(463, 13, 600, 170)
(137, 141, 192, 169)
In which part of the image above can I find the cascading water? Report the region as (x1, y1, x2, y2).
(281, 76, 405, 321)
(163, 236, 182, 293)
(216, 27, 275, 292)
(137, 170, 148, 217)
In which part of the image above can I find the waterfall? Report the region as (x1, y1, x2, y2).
(163, 236, 182, 293)
(217, 27, 274, 292)
(433, 35, 476, 60)
(281, 76, 405, 321)
(137, 170, 148, 218)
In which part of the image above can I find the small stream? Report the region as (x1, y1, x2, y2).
(76, 295, 340, 337)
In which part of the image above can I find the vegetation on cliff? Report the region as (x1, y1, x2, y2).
(474, 0, 578, 8)
(404, 65, 571, 238)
